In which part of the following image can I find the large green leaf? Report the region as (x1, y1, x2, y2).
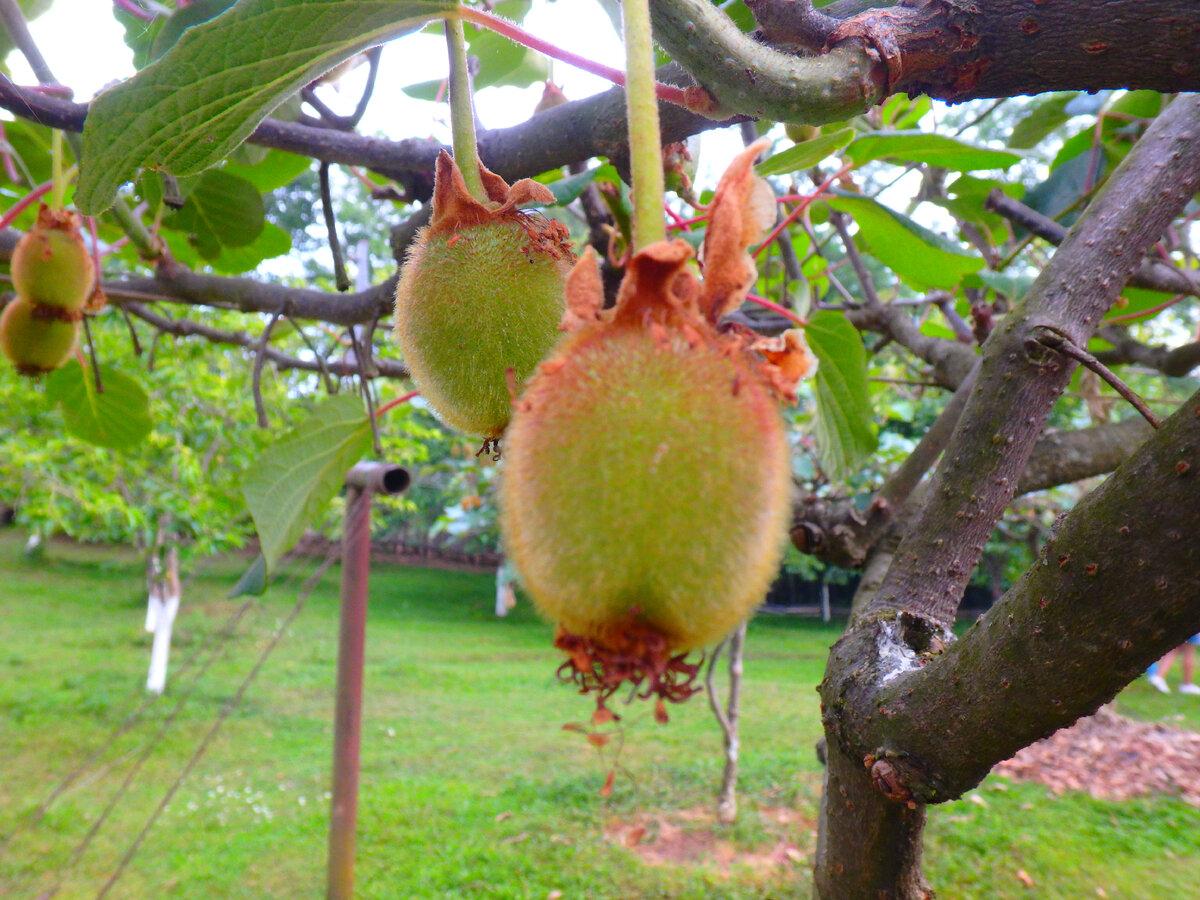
(756, 128, 855, 177)
(804, 311, 876, 480)
(45, 361, 152, 451)
(150, 0, 239, 59)
(242, 394, 373, 572)
(77, 0, 456, 213)
(165, 169, 265, 260)
(827, 192, 983, 290)
(224, 149, 312, 193)
(213, 222, 293, 274)
(1022, 150, 1106, 231)
(466, 1, 548, 90)
(1009, 93, 1076, 149)
(846, 131, 1022, 171)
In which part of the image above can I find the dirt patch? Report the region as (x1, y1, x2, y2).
(605, 805, 813, 875)
(996, 707, 1200, 806)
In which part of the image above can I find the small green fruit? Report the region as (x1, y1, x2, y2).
(501, 313, 791, 651)
(785, 123, 821, 143)
(394, 152, 572, 438)
(11, 205, 94, 313)
(0, 298, 80, 376)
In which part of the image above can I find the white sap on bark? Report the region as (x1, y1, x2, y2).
(875, 618, 922, 685)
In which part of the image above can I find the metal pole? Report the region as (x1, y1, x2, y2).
(327, 462, 408, 900)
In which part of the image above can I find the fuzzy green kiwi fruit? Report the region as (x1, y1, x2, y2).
(11, 205, 94, 313)
(394, 152, 572, 438)
(0, 298, 80, 375)
(501, 309, 792, 651)
(499, 141, 817, 717)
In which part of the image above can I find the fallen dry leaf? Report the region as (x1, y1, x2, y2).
(995, 708, 1200, 807)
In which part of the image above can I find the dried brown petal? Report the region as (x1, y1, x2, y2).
(699, 138, 776, 322)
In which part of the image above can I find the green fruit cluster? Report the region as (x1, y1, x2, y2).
(1, 205, 93, 376)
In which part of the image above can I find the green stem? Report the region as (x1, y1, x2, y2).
(50, 128, 64, 210)
(621, 0, 665, 248)
(445, 16, 486, 202)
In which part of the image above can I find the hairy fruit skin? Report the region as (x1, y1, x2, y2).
(498, 139, 817, 714)
(501, 323, 791, 650)
(396, 218, 569, 437)
(394, 152, 571, 438)
(11, 206, 94, 312)
(0, 298, 80, 375)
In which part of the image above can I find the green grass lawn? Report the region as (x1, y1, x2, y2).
(1, 531, 1198, 898)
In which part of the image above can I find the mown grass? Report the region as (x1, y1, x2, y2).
(1, 531, 1198, 898)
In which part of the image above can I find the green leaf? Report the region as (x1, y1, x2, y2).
(1009, 93, 1076, 149)
(465, 1, 548, 90)
(165, 169, 265, 260)
(964, 269, 1034, 301)
(223, 149, 312, 193)
(77, 0, 456, 213)
(804, 311, 876, 480)
(542, 167, 600, 206)
(846, 131, 1022, 171)
(228, 554, 268, 598)
(400, 78, 442, 101)
(150, 0, 238, 59)
(880, 94, 931, 129)
(242, 394, 373, 572)
(212, 222, 292, 274)
(756, 128, 855, 177)
(827, 192, 983, 290)
(1106, 287, 1177, 322)
(1023, 151, 1106, 230)
(46, 362, 152, 451)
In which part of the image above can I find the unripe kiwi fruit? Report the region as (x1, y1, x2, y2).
(11, 205, 94, 313)
(394, 152, 572, 438)
(501, 306, 792, 651)
(0, 298, 80, 375)
(785, 123, 821, 143)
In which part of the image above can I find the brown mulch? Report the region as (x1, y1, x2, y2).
(605, 805, 813, 875)
(995, 707, 1200, 806)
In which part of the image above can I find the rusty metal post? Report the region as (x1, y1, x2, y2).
(327, 462, 409, 900)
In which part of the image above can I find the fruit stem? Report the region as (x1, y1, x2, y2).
(445, 15, 487, 203)
(621, 0, 666, 249)
(50, 128, 65, 211)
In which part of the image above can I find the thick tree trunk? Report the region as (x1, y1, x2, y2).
(813, 94, 1200, 895)
(815, 744, 928, 899)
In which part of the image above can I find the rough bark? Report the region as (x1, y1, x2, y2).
(1095, 329, 1200, 378)
(871, 94, 1200, 626)
(815, 742, 928, 899)
(656, 0, 1200, 125)
(794, 416, 1153, 569)
(824, 387, 1200, 807)
(985, 190, 1200, 299)
(0, 68, 725, 187)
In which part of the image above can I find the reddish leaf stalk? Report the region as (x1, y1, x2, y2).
(373, 390, 419, 419)
(753, 163, 854, 260)
(745, 292, 806, 326)
(0, 179, 52, 230)
(457, 7, 691, 108)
